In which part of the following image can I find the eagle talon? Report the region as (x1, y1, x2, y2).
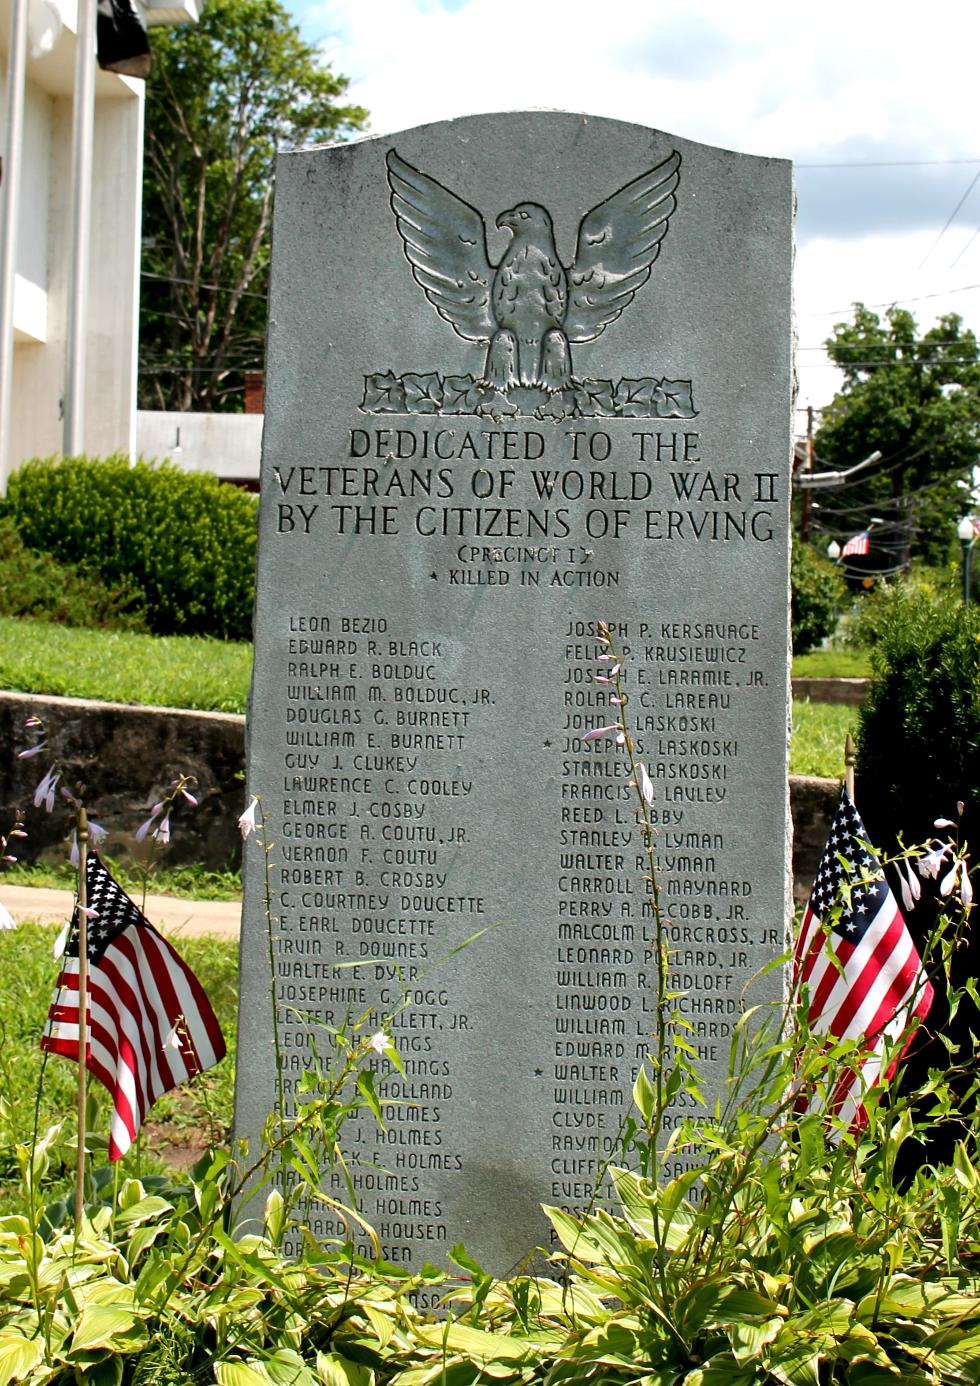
(485, 330, 520, 391)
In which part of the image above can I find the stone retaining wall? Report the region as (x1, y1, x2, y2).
(0, 691, 245, 870)
(1, 690, 841, 894)
(791, 677, 870, 705)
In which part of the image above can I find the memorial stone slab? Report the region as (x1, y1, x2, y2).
(235, 112, 794, 1275)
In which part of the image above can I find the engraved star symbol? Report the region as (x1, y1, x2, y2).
(543, 739, 552, 748)
(430, 572, 438, 580)
(534, 1068, 543, 1076)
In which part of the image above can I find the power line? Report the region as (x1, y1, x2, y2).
(796, 158, 980, 169)
(802, 284, 980, 317)
(141, 270, 268, 301)
(917, 169, 980, 270)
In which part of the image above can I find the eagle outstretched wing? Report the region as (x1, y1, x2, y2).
(386, 150, 496, 343)
(563, 150, 681, 344)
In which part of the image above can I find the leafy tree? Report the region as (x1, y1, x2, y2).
(139, 0, 367, 412)
(813, 305, 980, 566)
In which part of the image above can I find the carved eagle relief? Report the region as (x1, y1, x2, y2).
(385, 148, 682, 395)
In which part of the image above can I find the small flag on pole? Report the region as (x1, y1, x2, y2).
(793, 788, 933, 1128)
(841, 529, 871, 558)
(42, 854, 225, 1160)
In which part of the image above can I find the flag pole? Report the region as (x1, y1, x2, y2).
(74, 807, 90, 1234)
(844, 733, 856, 805)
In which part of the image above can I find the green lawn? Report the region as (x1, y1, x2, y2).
(0, 615, 252, 713)
(792, 648, 872, 678)
(0, 616, 870, 716)
(790, 700, 860, 779)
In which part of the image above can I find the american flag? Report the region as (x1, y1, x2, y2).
(42, 854, 225, 1160)
(841, 530, 870, 558)
(793, 789, 933, 1127)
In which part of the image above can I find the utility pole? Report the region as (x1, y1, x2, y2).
(800, 404, 814, 542)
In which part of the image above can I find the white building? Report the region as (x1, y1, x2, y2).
(0, 0, 196, 483)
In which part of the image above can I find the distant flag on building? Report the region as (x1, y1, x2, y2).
(793, 789, 933, 1128)
(42, 854, 224, 1160)
(841, 529, 871, 558)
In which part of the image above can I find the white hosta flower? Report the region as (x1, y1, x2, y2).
(961, 867, 973, 908)
(366, 1030, 393, 1057)
(238, 796, 260, 838)
(636, 762, 655, 806)
(33, 769, 60, 813)
(52, 921, 71, 957)
(0, 899, 16, 931)
(918, 844, 949, 880)
(899, 859, 922, 912)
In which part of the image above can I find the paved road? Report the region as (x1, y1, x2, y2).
(1, 885, 242, 939)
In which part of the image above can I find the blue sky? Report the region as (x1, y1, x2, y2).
(280, 0, 980, 417)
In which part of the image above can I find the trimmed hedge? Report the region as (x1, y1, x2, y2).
(3, 456, 257, 640)
(855, 580, 980, 850)
(790, 540, 846, 655)
(0, 516, 147, 630)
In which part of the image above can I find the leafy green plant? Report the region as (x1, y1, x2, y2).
(853, 580, 980, 850)
(3, 456, 257, 640)
(791, 541, 846, 656)
(0, 517, 146, 631)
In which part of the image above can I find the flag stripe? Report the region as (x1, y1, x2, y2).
(792, 788, 931, 1130)
(41, 854, 225, 1160)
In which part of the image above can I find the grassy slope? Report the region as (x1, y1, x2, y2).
(0, 616, 252, 714)
(0, 616, 860, 778)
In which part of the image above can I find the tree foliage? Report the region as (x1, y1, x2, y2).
(139, 0, 367, 412)
(813, 305, 980, 566)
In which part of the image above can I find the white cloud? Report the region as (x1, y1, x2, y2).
(307, 0, 980, 421)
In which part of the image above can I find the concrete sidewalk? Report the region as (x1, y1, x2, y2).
(1, 885, 242, 939)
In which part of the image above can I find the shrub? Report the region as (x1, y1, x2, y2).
(0, 516, 146, 630)
(856, 580, 980, 850)
(790, 540, 846, 654)
(3, 455, 257, 640)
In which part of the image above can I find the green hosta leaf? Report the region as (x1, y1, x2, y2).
(954, 1141, 980, 1191)
(113, 1195, 174, 1226)
(76, 1354, 125, 1386)
(633, 1065, 655, 1124)
(0, 1331, 44, 1386)
(116, 1179, 146, 1211)
(725, 1317, 784, 1366)
(414, 1323, 537, 1363)
(543, 1204, 652, 1276)
(845, 1367, 931, 1385)
(682, 1357, 757, 1386)
(857, 1276, 980, 1323)
(203, 1287, 267, 1321)
(359, 1304, 395, 1348)
(125, 1221, 168, 1262)
(316, 1352, 375, 1386)
(922, 1321, 980, 1379)
(768, 1345, 821, 1386)
(265, 1188, 286, 1246)
(70, 1304, 141, 1354)
(215, 1364, 273, 1386)
(263, 1348, 319, 1386)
